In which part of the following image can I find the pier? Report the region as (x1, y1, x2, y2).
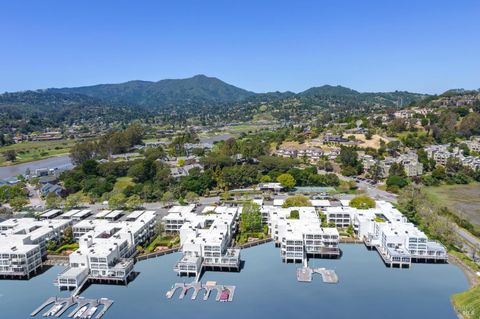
(30, 296, 113, 319)
(166, 281, 236, 302)
(296, 267, 339, 283)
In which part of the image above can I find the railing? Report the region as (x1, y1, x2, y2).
(136, 247, 180, 261)
(235, 238, 272, 249)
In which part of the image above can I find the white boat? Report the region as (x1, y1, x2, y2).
(84, 306, 97, 319)
(74, 305, 88, 318)
(43, 304, 62, 317)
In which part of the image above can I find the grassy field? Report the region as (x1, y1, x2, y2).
(452, 285, 480, 319)
(114, 176, 135, 192)
(0, 139, 76, 166)
(424, 183, 480, 226)
(342, 133, 388, 150)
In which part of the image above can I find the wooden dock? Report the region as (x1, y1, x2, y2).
(166, 281, 236, 302)
(297, 267, 339, 284)
(31, 296, 113, 319)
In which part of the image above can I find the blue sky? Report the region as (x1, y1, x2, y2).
(1, 0, 479, 94)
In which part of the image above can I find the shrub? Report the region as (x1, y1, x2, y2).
(349, 196, 376, 209)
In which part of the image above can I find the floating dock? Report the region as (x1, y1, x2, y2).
(297, 267, 338, 283)
(166, 281, 236, 302)
(31, 296, 113, 319)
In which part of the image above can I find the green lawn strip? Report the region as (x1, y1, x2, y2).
(145, 235, 179, 253)
(52, 243, 79, 254)
(452, 285, 480, 319)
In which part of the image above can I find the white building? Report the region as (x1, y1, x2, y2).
(162, 204, 196, 232)
(0, 218, 72, 278)
(466, 137, 480, 153)
(349, 201, 447, 268)
(163, 205, 241, 277)
(262, 205, 340, 262)
(56, 211, 157, 289)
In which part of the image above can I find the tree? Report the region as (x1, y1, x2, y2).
(349, 196, 376, 209)
(125, 194, 143, 210)
(124, 123, 144, 146)
(64, 193, 82, 209)
(386, 175, 408, 191)
(339, 147, 359, 167)
(45, 193, 62, 209)
(161, 191, 175, 207)
(260, 175, 272, 183)
(3, 150, 16, 162)
(389, 118, 407, 133)
(70, 141, 97, 165)
(277, 173, 296, 189)
(431, 166, 446, 181)
(9, 196, 29, 211)
(389, 162, 406, 177)
(459, 112, 480, 137)
(240, 202, 262, 232)
(81, 159, 98, 175)
(369, 163, 383, 182)
(288, 210, 300, 219)
(339, 147, 362, 176)
(63, 226, 74, 244)
(108, 193, 127, 209)
(184, 191, 199, 204)
(282, 195, 311, 208)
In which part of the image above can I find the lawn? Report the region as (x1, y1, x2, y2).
(0, 139, 76, 166)
(114, 177, 135, 192)
(342, 133, 388, 150)
(424, 183, 480, 227)
(452, 285, 480, 319)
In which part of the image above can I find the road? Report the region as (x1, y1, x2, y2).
(26, 183, 44, 209)
(335, 173, 397, 203)
(356, 181, 397, 203)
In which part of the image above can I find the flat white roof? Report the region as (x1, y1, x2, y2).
(168, 205, 195, 214)
(126, 210, 145, 220)
(311, 200, 331, 207)
(105, 210, 123, 219)
(95, 210, 111, 218)
(41, 209, 62, 218)
(73, 209, 92, 218)
(273, 199, 285, 206)
(61, 209, 80, 218)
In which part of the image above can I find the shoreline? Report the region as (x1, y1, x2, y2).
(448, 253, 478, 287)
(448, 252, 478, 319)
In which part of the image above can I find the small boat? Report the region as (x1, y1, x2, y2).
(84, 306, 97, 319)
(74, 305, 88, 318)
(203, 289, 211, 300)
(43, 303, 62, 317)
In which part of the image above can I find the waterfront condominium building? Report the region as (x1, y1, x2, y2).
(163, 205, 241, 277)
(350, 201, 447, 268)
(56, 211, 156, 290)
(162, 204, 196, 232)
(0, 218, 72, 278)
(262, 205, 340, 263)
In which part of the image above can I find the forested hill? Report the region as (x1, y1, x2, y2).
(47, 74, 256, 108)
(0, 76, 430, 132)
(0, 91, 150, 133)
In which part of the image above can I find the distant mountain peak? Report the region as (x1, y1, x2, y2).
(47, 74, 255, 107)
(300, 85, 359, 96)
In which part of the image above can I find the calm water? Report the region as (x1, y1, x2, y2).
(199, 133, 234, 145)
(0, 156, 73, 180)
(0, 244, 468, 319)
